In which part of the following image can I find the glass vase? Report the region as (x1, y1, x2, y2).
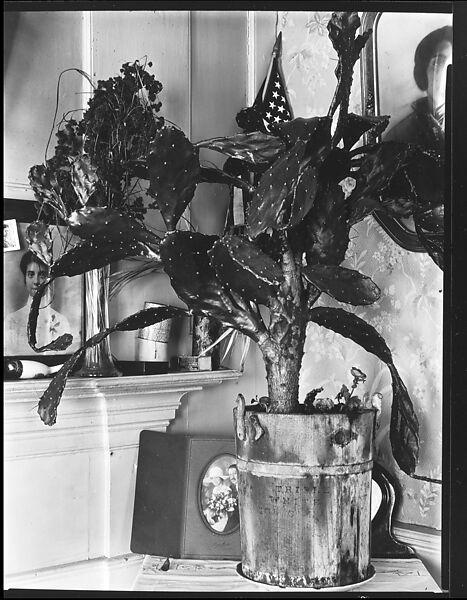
(75, 265, 121, 378)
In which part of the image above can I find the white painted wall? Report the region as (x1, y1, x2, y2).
(4, 11, 84, 199)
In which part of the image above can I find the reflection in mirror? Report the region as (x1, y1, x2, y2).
(361, 12, 452, 250)
(199, 454, 239, 535)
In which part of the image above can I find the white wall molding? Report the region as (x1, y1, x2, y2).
(5, 370, 241, 460)
(4, 553, 145, 592)
(82, 10, 93, 85)
(4, 181, 34, 201)
(394, 524, 442, 586)
(247, 11, 256, 106)
(394, 524, 441, 556)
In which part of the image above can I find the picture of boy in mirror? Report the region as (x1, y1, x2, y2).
(4, 250, 72, 355)
(385, 25, 452, 157)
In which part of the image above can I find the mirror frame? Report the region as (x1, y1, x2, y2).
(361, 11, 436, 252)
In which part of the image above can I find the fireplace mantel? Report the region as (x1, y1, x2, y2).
(4, 369, 242, 577)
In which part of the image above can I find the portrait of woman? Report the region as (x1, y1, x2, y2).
(3, 221, 83, 358)
(383, 24, 452, 156)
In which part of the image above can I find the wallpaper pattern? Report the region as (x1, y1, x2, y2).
(279, 11, 443, 529)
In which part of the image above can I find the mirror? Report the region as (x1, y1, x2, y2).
(360, 11, 452, 251)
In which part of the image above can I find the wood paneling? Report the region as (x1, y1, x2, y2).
(4, 11, 84, 199)
(91, 11, 190, 133)
(190, 11, 248, 235)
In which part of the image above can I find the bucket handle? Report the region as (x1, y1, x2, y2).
(234, 393, 264, 443)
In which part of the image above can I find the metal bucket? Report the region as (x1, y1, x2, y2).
(234, 408, 375, 588)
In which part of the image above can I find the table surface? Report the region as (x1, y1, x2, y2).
(133, 555, 443, 593)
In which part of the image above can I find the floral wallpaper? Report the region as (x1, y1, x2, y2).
(279, 11, 443, 529)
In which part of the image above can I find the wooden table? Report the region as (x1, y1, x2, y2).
(133, 555, 443, 593)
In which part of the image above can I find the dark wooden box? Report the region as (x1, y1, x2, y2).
(130, 431, 241, 560)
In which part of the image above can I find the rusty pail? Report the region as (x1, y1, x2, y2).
(234, 408, 375, 588)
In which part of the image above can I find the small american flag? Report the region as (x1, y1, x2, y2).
(253, 32, 293, 132)
(231, 32, 293, 230)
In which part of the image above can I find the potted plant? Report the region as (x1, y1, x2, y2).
(27, 12, 444, 589)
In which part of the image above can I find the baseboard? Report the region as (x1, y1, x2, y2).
(4, 554, 145, 591)
(393, 523, 442, 588)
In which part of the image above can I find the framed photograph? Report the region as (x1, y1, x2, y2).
(361, 11, 452, 250)
(131, 431, 409, 561)
(3, 199, 84, 365)
(131, 432, 241, 560)
(3, 219, 20, 252)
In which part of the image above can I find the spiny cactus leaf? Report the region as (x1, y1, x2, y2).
(348, 169, 415, 226)
(216, 235, 284, 284)
(348, 142, 414, 208)
(414, 221, 444, 270)
(308, 307, 392, 362)
(319, 148, 351, 185)
(198, 166, 254, 193)
(37, 305, 189, 426)
(303, 265, 380, 305)
(160, 231, 218, 298)
(223, 156, 269, 177)
(67, 206, 160, 246)
(27, 279, 73, 352)
(403, 147, 444, 204)
(246, 140, 307, 238)
(50, 239, 159, 278)
(304, 181, 351, 265)
(147, 125, 201, 230)
(378, 151, 444, 267)
(342, 113, 390, 150)
(387, 363, 420, 476)
(209, 235, 284, 306)
(196, 132, 286, 165)
(160, 231, 242, 328)
(270, 116, 332, 160)
(287, 165, 319, 228)
(37, 346, 88, 426)
(308, 306, 419, 475)
(37, 327, 115, 426)
(349, 144, 443, 229)
(114, 305, 188, 331)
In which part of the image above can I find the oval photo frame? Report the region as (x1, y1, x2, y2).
(198, 453, 239, 536)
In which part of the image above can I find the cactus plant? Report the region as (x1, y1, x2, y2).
(27, 12, 445, 478)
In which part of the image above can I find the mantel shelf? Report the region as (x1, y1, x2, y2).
(4, 369, 243, 404)
(4, 369, 243, 460)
